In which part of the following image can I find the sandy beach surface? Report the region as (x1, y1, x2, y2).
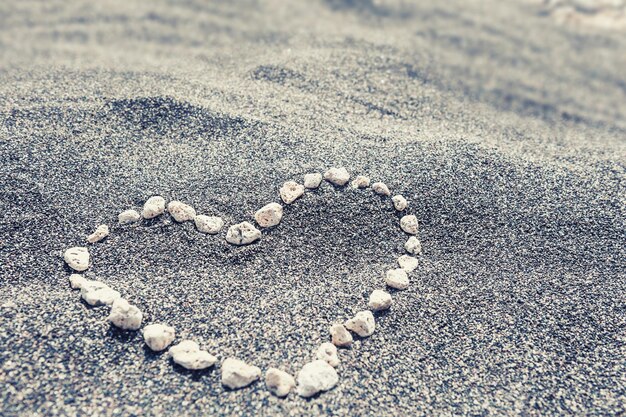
(0, 1, 625, 415)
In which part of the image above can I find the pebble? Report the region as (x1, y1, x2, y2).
(400, 214, 419, 235)
(316, 342, 340, 367)
(392, 195, 408, 211)
(1, 300, 17, 309)
(118, 209, 140, 224)
(265, 368, 296, 397)
(87, 224, 109, 243)
(63, 247, 90, 272)
(323, 167, 350, 186)
(296, 360, 339, 398)
(254, 203, 283, 228)
(329, 323, 353, 347)
(279, 181, 305, 204)
(385, 268, 409, 290)
(398, 255, 418, 271)
(168, 340, 217, 370)
(143, 324, 176, 351)
(107, 298, 143, 331)
(69, 274, 88, 289)
(167, 201, 196, 222)
(345, 311, 376, 337)
(372, 182, 391, 196)
(80, 281, 121, 306)
(405, 236, 422, 255)
(351, 175, 370, 189)
(221, 358, 262, 389)
(225, 221, 262, 245)
(368, 290, 393, 311)
(194, 215, 224, 234)
(303, 173, 322, 189)
(142, 196, 166, 219)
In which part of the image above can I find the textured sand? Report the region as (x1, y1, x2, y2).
(0, 1, 625, 416)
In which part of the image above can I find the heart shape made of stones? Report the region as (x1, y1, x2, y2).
(63, 167, 423, 398)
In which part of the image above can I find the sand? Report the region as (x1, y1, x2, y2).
(0, 0, 625, 416)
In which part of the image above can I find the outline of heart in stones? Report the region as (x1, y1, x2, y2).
(62, 168, 422, 398)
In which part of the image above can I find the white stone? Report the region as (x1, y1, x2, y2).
(63, 247, 90, 272)
(405, 236, 422, 255)
(69, 274, 88, 289)
(316, 342, 340, 367)
(372, 182, 391, 196)
(265, 368, 296, 397)
(194, 215, 224, 234)
(143, 323, 176, 351)
(368, 290, 393, 311)
(221, 358, 262, 389)
(254, 203, 283, 228)
(323, 167, 350, 186)
(385, 268, 409, 290)
(351, 175, 370, 189)
(296, 360, 339, 398)
(392, 195, 408, 211)
(329, 323, 353, 347)
(80, 281, 121, 306)
(345, 311, 375, 337)
(303, 173, 322, 189)
(142, 196, 166, 219)
(225, 221, 262, 245)
(400, 215, 419, 235)
(169, 340, 217, 370)
(87, 224, 109, 244)
(1, 300, 17, 309)
(118, 209, 140, 224)
(398, 255, 418, 271)
(107, 298, 143, 331)
(167, 201, 196, 222)
(279, 181, 305, 204)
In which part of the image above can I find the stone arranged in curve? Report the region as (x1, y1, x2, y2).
(61, 167, 424, 399)
(265, 368, 296, 397)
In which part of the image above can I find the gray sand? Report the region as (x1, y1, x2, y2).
(0, 1, 625, 416)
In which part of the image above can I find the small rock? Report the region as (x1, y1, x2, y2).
(323, 167, 350, 186)
(296, 360, 339, 398)
(1, 300, 17, 309)
(303, 173, 323, 189)
(87, 224, 109, 244)
(143, 323, 176, 351)
(254, 203, 283, 228)
(167, 201, 196, 222)
(80, 281, 121, 306)
(398, 255, 418, 271)
(194, 215, 224, 234)
(225, 221, 262, 245)
(329, 323, 353, 347)
(316, 342, 340, 367)
(368, 290, 393, 311)
(118, 209, 141, 224)
(142, 196, 166, 219)
(63, 247, 90, 272)
(345, 311, 375, 337)
(372, 182, 391, 196)
(392, 195, 408, 211)
(69, 274, 88, 289)
(279, 181, 305, 204)
(405, 236, 422, 255)
(107, 298, 143, 331)
(400, 214, 419, 235)
(351, 175, 370, 189)
(265, 368, 296, 397)
(169, 340, 217, 370)
(385, 268, 409, 290)
(221, 358, 262, 389)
